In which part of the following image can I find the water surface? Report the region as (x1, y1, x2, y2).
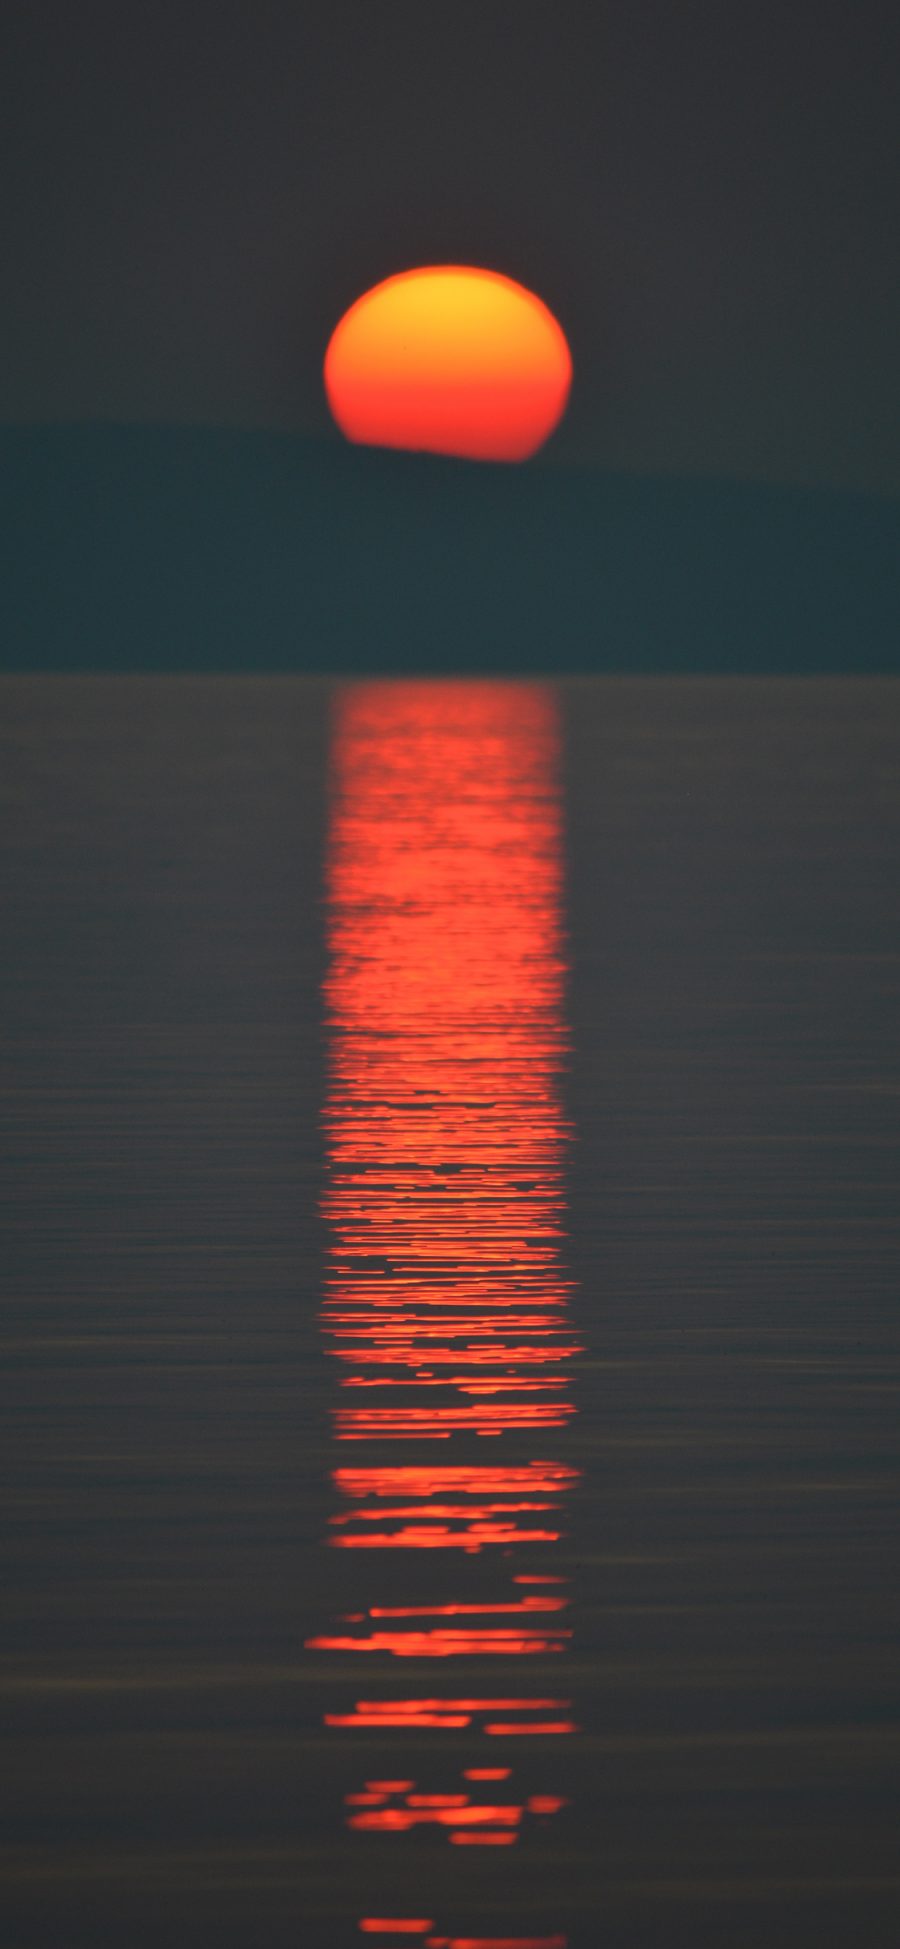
(1, 676, 898, 1947)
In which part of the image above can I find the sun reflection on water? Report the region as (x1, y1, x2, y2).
(311, 681, 577, 1946)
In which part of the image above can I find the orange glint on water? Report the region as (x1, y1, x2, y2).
(324, 268, 572, 461)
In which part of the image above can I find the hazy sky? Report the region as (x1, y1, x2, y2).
(3, 0, 899, 490)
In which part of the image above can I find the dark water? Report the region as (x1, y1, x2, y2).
(2, 676, 899, 1949)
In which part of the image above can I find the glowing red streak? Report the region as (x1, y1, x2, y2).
(359, 1926, 433, 1937)
(348, 1808, 520, 1833)
(366, 1600, 567, 1617)
(327, 1714, 472, 1729)
(335, 1413, 573, 1440)
(326, 1321, 572, 1337)
(425, 1939, 567, 1949)
(325, 1700, 574, 1731)
(333, 1466, 577, 1496)
(340, 1700, 569, 1715)
(405, 1796, 469, 1809)
(449, 1834, 517, 1847)
(339, 1379, 569, 1392)
(329, 1528, 562, 1551)
(328, 1505, 557, 1522)
(306, 1630, 571, 1657)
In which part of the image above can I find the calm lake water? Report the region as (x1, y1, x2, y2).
(2, 676, 899, 1948)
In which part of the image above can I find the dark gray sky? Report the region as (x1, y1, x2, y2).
(3, 0, 898, 490)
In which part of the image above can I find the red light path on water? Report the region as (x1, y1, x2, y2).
(326, 1461, 576, 1553)
(315, 683, 578, 1945)
(320, 681, 575, 1459)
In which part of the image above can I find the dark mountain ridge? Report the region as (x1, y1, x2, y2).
(2, 425, 898, 671)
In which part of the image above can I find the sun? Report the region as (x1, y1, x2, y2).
(323, 266, 572, 463)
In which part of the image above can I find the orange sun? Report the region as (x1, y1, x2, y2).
(324, 266, 572, 463)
